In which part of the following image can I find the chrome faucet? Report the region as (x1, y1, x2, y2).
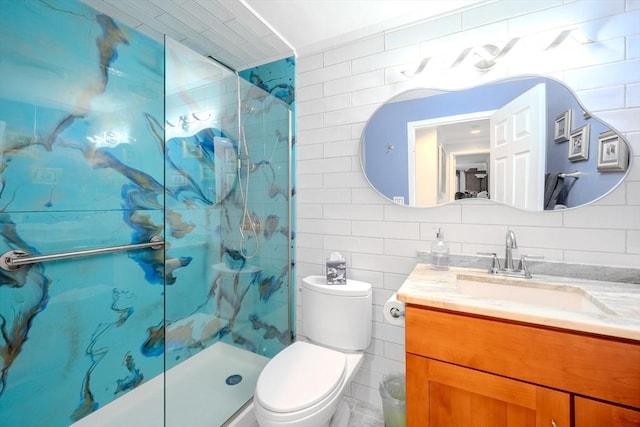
(478, 229, 542, 279)
(504, 230, 518, 271)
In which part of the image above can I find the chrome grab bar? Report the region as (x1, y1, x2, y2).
(0, 236, 164, 271)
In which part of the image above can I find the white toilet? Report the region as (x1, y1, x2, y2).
(254, 275, 372, 427)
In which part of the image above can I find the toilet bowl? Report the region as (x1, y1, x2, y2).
(254, 276, 372, 427)
(254, 341, 363, 427)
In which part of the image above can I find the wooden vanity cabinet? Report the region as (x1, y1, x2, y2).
(407, 354, 570, 426)
(405, 305, 640, 427)
(574, 397, 640, 427)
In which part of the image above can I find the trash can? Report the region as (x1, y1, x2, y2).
(379, 373, 406, 427)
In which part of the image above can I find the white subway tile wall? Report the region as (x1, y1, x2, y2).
(296, 0, 640, 410)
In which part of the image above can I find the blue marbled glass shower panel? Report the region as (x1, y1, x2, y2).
(239, 57, 297, 340)
(0, 1, 166, 213)
(0, 211, 166, 426)
(0, 1, 167, 425)
(1, 1, 293, 426)
(162, 40, 293, 367)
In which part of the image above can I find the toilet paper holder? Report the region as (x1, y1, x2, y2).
(383, 292, 405, 326)
(389, 306, 404, 318)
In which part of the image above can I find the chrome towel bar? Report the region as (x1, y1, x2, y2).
(0, 236, 164, 271)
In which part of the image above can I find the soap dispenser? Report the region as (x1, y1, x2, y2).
(430, 228, 450, 270)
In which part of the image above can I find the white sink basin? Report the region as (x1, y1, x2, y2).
(456, 276, 615, 315)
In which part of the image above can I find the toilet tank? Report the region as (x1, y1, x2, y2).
(301, 275, 372, 351)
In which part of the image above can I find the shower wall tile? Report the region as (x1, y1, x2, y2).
(351, 45, 421, 75)
(298, 156, 352, 174)
(385, 12, 462, 49)
(322, 204, 384, 221)
(297, 84, 323, 105)
(323, 70, 386, 97)
(297, 93, 351, 117)
(297, 61, 352, 87)
(299, 124, 353, 145)
(323, 36, 385, 66)
(627, 181, 640, 205)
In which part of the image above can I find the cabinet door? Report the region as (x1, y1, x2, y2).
(407, 354, 570, 427)
(575, 397, 640, 427)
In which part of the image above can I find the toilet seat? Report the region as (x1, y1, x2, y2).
(255, 341, 347, 414)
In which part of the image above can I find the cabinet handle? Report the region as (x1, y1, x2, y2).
(551, 420, 557, 427)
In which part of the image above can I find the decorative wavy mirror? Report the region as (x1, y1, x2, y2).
(360, 76, 632, 211)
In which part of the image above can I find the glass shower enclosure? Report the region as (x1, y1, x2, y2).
(162, 38, 293, 426)
(0, 1, 292, 426)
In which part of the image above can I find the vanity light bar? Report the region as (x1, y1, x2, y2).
(401, 28, 594, 77)
(545, 29, 593, 50)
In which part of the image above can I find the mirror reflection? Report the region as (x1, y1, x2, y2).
(360, 76, 631, 211)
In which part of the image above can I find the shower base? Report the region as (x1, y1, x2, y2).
(70, 341, 269, 427)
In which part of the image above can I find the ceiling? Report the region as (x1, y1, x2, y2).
(82, 0, 488, 71)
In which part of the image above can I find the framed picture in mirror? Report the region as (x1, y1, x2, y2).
(568, 124, 590, 161)
(554, 110, 572, 142)
(597, 131, 628, 171)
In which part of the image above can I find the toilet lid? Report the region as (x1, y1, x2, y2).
(256, 341, 347, 413)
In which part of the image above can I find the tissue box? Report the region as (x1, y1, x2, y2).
(326, 259, 346, 285)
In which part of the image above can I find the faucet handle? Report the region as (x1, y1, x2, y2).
(478, 252, 501, 273)
(518, 254, 543, 279)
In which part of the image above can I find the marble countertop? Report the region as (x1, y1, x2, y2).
(397, 263, 640, 341)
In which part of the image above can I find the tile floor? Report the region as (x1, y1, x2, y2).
(227, 397, 385, 427)
(345, 398, 384, 427)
